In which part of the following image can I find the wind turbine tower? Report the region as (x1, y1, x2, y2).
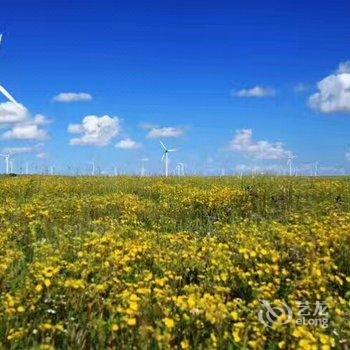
(90, 161, 95, 176)
(177, 162, 185, 176)
(0, 154, 10, 174)
(176, 163, 182, 176)
(140, 160, 146, 176)
(287, 155, 297, 176)
(160, 141, 176, 177)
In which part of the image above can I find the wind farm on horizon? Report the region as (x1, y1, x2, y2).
(0, 33, 347, 178)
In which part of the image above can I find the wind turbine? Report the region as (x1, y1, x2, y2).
(178, 162, 185, 176)
(140, 158, 148, 176)
(0, 153, 10, 174)
(176, 163, 184, 176)
(0, 34, 22, 107)
(314, 162, 319, 177)
(160, 141, 176, 177)
(287, 154, 297, 176)
(9, 159, 14, 173)
(89, 160, 95, 176)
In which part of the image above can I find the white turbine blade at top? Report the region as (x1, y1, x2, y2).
(160, 141, 167, 150)
(168, 149, 177, 152)
(0, 85, 21, 106)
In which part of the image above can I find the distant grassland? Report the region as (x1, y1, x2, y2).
(1, 176, 350, 349)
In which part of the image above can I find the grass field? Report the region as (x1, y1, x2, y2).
(1, 176, 350, 349)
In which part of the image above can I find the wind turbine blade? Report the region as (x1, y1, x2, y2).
(0, 85, 20, 106)
(168, 149, 177, 152)
(161, 153, 165, 161)
(160, 141, 167, 150)
(0, 34, 3, 47)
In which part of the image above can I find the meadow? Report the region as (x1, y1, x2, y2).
(0, 176, 350, 349)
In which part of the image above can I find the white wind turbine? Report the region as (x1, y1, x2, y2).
(89, 160, 95, 176)
(160, 141, 176, 177)
(287, 154, 297, 176)
(176, 162, 185, 176)
(0, 34, 21, 108)
(176, 163, 182, 176)
(0, 153, 10, 174)
(0, 34, 24, 175)
(140, 158, 148, 176)
(10, 159, 14, 173)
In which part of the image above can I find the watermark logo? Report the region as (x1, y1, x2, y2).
(258, 300, 293, 327)
(258, 300, 329, 328)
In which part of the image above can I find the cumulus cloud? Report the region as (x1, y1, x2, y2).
(337, 61, 350, 74)
(53, 92, 92, 103)
(0, 101, 51, 141)
(0, 102, 28, 124)
(146, 127, 184, 139)
(233, 86, 275, 98)
(32, 114, 52, 125)
(229, 129, 292, 160)
(2, 124, 49, 141)
(115, 138, 142, 150)
(309, 61, 350, 113)
(68, 115, 121, 146)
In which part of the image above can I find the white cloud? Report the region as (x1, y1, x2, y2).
(0, 102, 28, 124)
(229, 129, 292, 160)
(2, 143, 43, 155)
(68, 115, 121, 146)
(115, 138, 141, 150)
(2, 124, 49, 141)
(337, 61, 350, 74)
(146, 127, 184, 139)
(53, 92, 92, 103)
(233, 86, 275, 98)
(0, 102, 51, 141)
(309, 61, 350, 113)
(1, 117, 50, 141)
(32, 114, 52, 125)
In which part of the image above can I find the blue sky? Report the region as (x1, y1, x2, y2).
(0, 0, 350, 175)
